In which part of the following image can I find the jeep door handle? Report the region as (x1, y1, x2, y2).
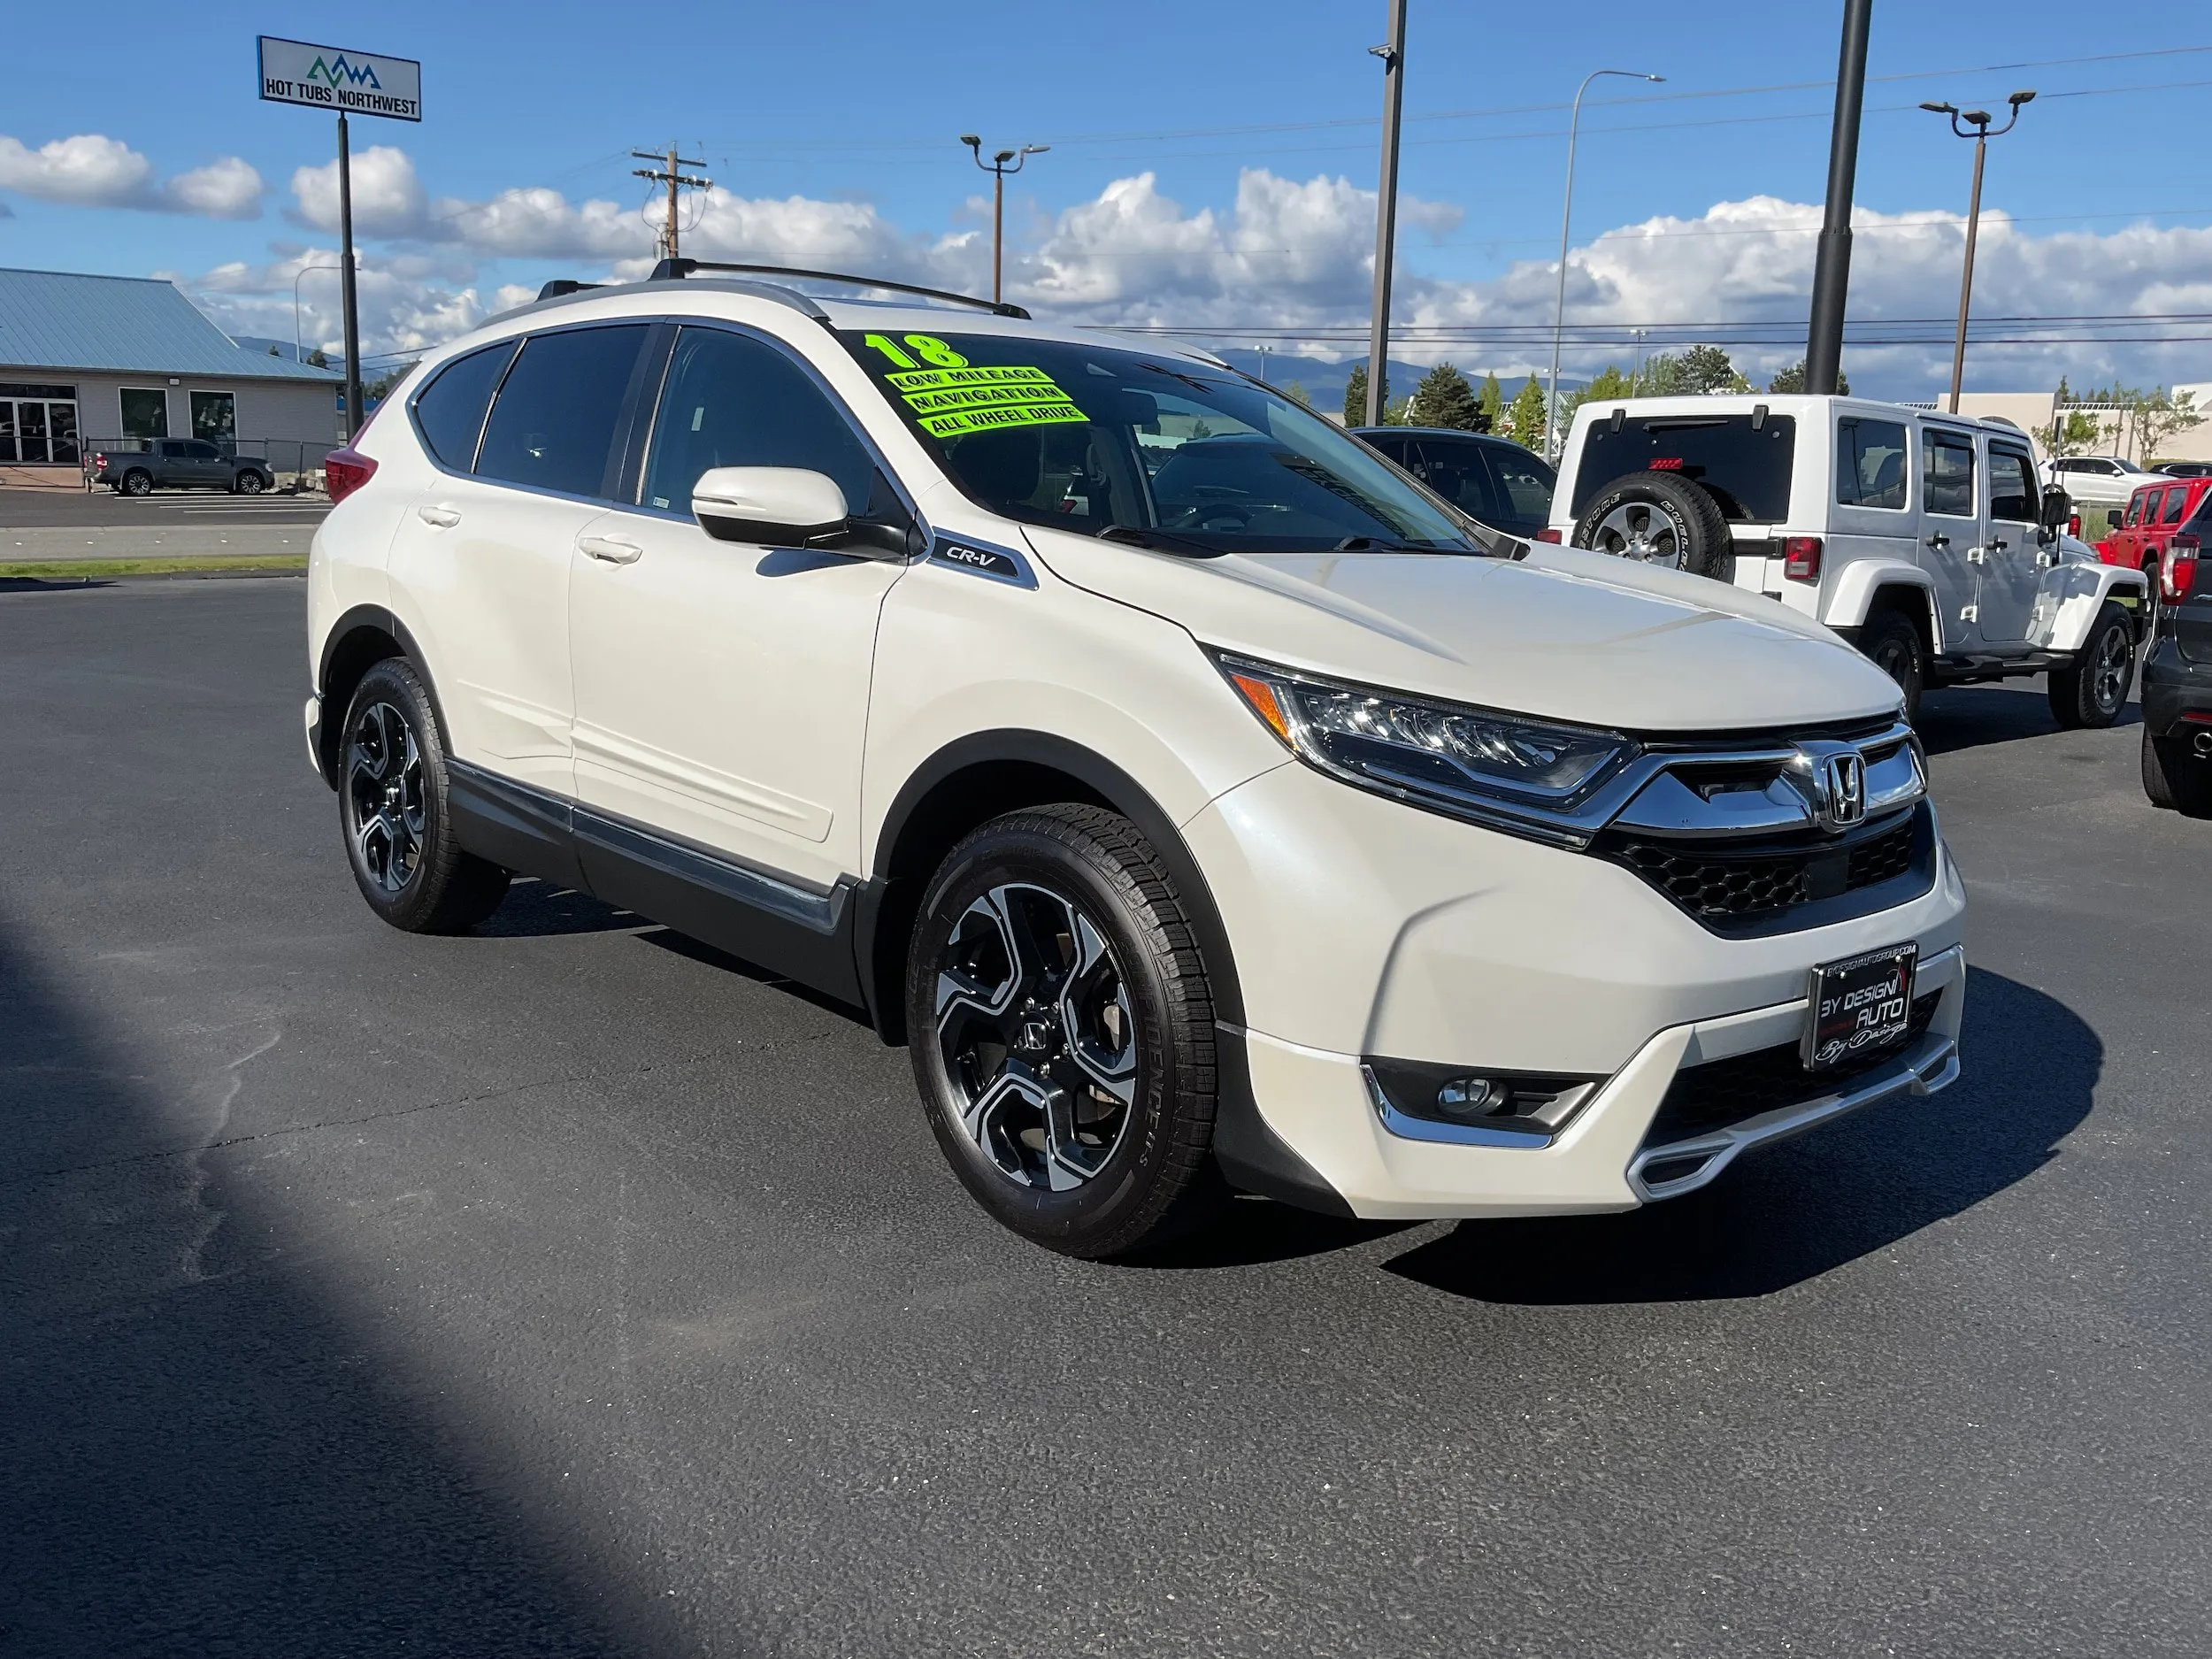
(1990, 537, 2008, 551)
(578, 534, 642, 565)
(1925, 533, 1950, 550)
(417, 503, 462, 528)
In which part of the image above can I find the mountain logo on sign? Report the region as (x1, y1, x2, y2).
(304, 53, 384, 90)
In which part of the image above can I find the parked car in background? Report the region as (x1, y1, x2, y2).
(2099, 474, 2212, 629)
(2152, 460, 2212, 479)
(2043, 453, 2164, 516)
(1350, 426, 1556, 541)
(92, 439, 274, 496)
(1542, 394, 2148, 726)
(2139, 530, 2212, 816)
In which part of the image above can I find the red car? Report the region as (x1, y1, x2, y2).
(2100, 474, 2212, 621)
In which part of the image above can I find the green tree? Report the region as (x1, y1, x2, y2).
(2131, 386, 2205, 466)
(1503, 375, 1548, 451)
(1766, 358, 1849, 395)
(1406, 362, 1485, 431)
(1558, 364, 1634, 426)
(2045, 378, 2102, 461)
(1642, 344, 1749, 396)
(1283, 380, 1312, 411)
(1476, 371, 1504, 429)
(1343, 363, 1387, 426)
(306, 346, 329, 369)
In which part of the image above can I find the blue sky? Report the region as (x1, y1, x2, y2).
(5, 1, 2211, 396)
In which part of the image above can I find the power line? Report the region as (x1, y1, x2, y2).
(631, 144, 710, 263)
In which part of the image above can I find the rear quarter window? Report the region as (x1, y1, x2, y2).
(1837, 417, 1909, 510)
(413, 340, 519, 472)
(1571, 414, 1796, 522)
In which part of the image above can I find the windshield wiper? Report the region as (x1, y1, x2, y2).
(1333, 534, 1466, 554)
(1097, 524, 1225, 558)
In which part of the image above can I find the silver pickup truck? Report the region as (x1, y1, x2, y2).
(92, 439, 275, 496)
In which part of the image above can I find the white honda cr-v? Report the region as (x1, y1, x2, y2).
(305, 262, 1965, 1256)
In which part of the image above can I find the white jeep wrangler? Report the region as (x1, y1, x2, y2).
(1543, 394, 2150, 725)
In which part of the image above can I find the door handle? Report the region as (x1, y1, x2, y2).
(1989, 536, 2008, 551)
(416, 503, 461, 528)
(578, 534, 642, 565)
(1925, 533, 1950, 550)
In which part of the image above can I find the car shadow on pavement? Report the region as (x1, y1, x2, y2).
(0, 926, 664, 1657)
(1916, 681, 2142, 757)
(0, 576, 117, 593)
(1380, 967, 2095, 1305)
(471, 876, 651, 938)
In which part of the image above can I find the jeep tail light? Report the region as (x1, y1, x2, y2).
(1533, 527, 1563, 542)
(324, 447, 377, 504)
(2170, 534, 2199, 599)
(1783, 535, 1823, 581)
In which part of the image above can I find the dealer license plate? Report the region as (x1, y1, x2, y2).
(1802, 944, 1917, 1071)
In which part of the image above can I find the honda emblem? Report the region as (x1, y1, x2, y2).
(1823, 752, 1866, 828)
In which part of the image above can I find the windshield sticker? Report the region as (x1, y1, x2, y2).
(886, 363, 1088, 439)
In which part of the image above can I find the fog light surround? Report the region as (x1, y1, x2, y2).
(1363, 1056, 1602, 1148)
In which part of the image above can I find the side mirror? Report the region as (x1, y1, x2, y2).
(2105, 508, 2124, 531)
(2039, 485, 2070, 530)
(692, 466, 850, 545)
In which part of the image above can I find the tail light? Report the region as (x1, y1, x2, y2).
(323, 447, 377, 504)
(1782, 535, 1823, 581)
(1533, 527, 1563, 543)
(2068, 513, 2082, 538)
(2170, 534, 2199, 599)
(91, 452, 107, 471)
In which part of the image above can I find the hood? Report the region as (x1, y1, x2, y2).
(1020, 527, 1903, 733)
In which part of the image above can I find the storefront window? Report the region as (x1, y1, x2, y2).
(121, 388, 169, 442)
(189, 390, 236, 445)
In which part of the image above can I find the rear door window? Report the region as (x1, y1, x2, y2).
(1988, 448, 2038, 524)
(414, 340, 518, 472)
(1409, 439, 1502, 522)
(1571, 414, 1795, 522)
(2162, 488, 2188, 525)
(1921, 431, 1977, 518)
(1837, 417, 1909, 510)
(476, 324, 650, 499)
(1479, 442, 1555, 529)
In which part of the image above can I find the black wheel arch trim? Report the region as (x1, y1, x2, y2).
(863, 728, 1350, 1217)
(315, 605, 452, 787)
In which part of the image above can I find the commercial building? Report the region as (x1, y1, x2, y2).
(1933, 388, 2212, 467)
(0, 266, 342, 484)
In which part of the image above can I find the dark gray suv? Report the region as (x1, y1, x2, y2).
(93, 439, 274, 496)
(1351, 426, 1556, 541)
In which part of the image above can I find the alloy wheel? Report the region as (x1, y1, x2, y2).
(2091, 623, 2131, 714)
(346, 701, 426, 894)
(1589, 501, 1681, 565)
(933, 882, 1139, 1192)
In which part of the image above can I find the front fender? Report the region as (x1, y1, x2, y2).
(1822, 559, 1944, 650)
(2036, 557, 2147, 652)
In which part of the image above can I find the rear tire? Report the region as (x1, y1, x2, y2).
(1859, 607, 1925, 725)
(337, 657, 511, 933)
(2142, 723, 2212, 817)
(1571, 470, 1736, 582)
(905, 804, 1220, 1259)
(2048, 602, 2134, 730)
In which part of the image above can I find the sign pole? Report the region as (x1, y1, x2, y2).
(337, 113, 363, 440)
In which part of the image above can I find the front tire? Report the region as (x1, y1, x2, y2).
(1859, 607, 1925, 725)
(2048, 603, 2134, 729)
(338, 658, 511, 933)
(905, 804, 1219, 1258)
(235, 470, 266, 495)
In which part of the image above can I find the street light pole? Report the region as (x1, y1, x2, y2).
(292, 261, 344, 364)
(1547, 67, 1663, 460)
(961, 136, 1049, 305)
(1364, 0, 1408, 429)
(1805, 0, 1872, 396)
(1922, 91, 2034, 413)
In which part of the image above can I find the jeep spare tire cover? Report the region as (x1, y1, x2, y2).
(1572, 469, 1736, 582)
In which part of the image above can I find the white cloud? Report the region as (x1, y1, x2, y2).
(0, 132, 261, 218)
(290, 145, 430, 237)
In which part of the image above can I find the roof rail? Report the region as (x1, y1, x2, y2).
(647, 257, 1030, 319)
(537, 279, 603, 301)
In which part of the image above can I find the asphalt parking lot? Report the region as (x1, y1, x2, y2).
(0, 488, 331, 529)
(3, 577, 2206, 1658)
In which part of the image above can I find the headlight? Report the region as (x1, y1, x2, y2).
(1213, 651, 1636, 843)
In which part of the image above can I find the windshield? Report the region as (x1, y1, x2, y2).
(836, 328, 1486, 555)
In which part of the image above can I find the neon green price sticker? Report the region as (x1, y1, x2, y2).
(916, 401, 1087, 439)
(894, 365, 1087, 439)
(886, 365, 1054, 392)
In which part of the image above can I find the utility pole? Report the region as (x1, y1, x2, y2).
(633, 144, 710, 264)
(1364, 0, 1408, 428)
(338, 114, 362, 441)
(1805, 0, 1872, 396)
(960, 137, 1048, 304)
(1921, 91, 2034, 412)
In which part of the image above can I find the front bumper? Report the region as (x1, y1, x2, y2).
(1186, 758, 1968, 1219)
